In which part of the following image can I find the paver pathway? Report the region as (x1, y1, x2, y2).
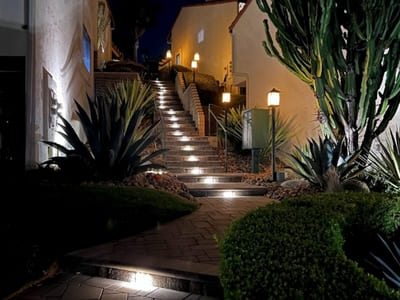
(67, 196, 276, 277)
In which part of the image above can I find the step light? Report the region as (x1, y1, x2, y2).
(190, 167, 202, 174)
(170, 116, 178, 121)
(159, 105, 166, 109)
(167, 109, 175, 115)
(222, 191, 236, 198)
(187, 155, 198, 161)
(128, 272, 154, 290)
(182, 145, 193, 151)
(173, 130, 182, 136)
(203, 176, 216, 184)
(171, 123, 180, 128)
(180, 136, 190, 142)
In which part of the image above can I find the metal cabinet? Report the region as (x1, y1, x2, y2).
(242, 108, 269, 149)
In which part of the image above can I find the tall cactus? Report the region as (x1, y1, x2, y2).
(256, 0, 400, 157)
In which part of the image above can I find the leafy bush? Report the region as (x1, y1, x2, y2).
(41, 82, 167, 181)
(219, 192, 400, 299)
(285, 136, 366, 191)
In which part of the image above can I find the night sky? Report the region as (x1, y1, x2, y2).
(109, 0, 205, 64)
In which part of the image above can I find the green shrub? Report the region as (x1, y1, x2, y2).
(219, 192, 400, 299)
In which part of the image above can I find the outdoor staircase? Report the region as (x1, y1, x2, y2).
(150, 80, 267, 198)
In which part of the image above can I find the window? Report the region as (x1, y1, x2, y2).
(175, 53, 181, 65)
(83, 26, 91, 72)
(197, 29, 204, 43)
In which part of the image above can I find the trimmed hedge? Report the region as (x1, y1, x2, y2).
(219, 192, 400, 299)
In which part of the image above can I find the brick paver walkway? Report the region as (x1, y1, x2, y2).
(68, 196, 276, 277)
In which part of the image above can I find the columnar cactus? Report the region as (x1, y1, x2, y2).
(257, 0, 400, 157)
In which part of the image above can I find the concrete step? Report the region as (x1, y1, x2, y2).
(167, 149, 218, 156)
(176, 173, 243, 183)
(166, 155, 220, 162)
(185, 182, 268, 197)
(167, 166, 226, 174)
(62, 260, 222, 298)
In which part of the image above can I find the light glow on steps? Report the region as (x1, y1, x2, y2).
(171, 123, 180, 128)
(187, 155, 198, 162)
(203, 176, 216, 184)
(126, 272, 154, 290)
(180, 136, 190, 142)
(170, 116, 178, 121)
(222, 191, 236, 198)
(173, 130, 182, 136)
(159, 105, 166, 109)
(167, 109, 176, 115)
(182, 146, 193, 151)
(190, 167, 202, 174)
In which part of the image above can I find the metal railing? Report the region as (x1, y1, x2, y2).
(208, 104, 228, 172)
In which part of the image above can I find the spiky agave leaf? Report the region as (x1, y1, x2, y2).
(370, 234, 400, 288)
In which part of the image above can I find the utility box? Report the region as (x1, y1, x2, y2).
(242, 108, 269, 149)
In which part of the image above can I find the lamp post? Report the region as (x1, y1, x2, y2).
(191, 60, 197, 83)
(194, 52, 200, 70)
(222, 92, 231, 127)
(222, 92, 231, 172)
(268, 88, 280, 181)
(166, 49, 172, 75)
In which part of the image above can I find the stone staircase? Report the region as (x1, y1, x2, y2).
(150, 80, 225, 174)
(150, 80, 267, 198)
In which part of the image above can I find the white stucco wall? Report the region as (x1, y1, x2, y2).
(231, 0, 320, 147)
(30, 0, 102, 163)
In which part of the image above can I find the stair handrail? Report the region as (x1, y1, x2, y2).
(208, 104, 228, 172)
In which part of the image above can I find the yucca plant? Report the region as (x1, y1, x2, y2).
(285, 136, 366, 191)
(370, 233, 400, 288)
(41, 92, 167, 181)
(107, 79, 155, 123)
(367, 128, 400, 192)
(219, 105, 296, 157)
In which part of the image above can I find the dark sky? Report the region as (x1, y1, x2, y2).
(139, 0, 205, 63)
(109, 0, 205, 64)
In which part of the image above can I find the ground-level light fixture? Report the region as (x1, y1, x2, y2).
(267, 88, 280, 181)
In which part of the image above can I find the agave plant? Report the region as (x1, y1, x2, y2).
(370, 233, 400, 288)
(285, 136, 366, 191)
(367, 128, 400, 192)
(41, 92, 167, 181)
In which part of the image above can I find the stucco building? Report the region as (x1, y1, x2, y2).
(0, 0, 113, 171)
(169, 0, 320, 147)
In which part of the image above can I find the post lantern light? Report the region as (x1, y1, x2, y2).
(194, 52, 200, 61)
(267, 88, 280, 181)
(191, 60, 198, 83)
(166, 50, 172, 74)
(222, 92, 231, 172)
(222, 92, 231, 126)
